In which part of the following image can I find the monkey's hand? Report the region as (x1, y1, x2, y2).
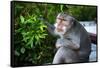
(56, 39, 65, 48)
(56, 39, 80, 50)
(63, 39, 80, 50)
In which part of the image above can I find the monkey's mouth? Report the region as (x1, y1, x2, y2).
(57, 28, 63, 32)
(55, 28, 65, 35)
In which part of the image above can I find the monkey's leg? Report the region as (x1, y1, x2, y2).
(52, 47, 64, 64)
(78, 51, 90, 62)
(64, 48, 79, 63)
(52, 47, 79, 64)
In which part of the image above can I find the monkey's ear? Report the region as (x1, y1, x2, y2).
(71, 17, 77, 26)
(71, 17, 77, 24)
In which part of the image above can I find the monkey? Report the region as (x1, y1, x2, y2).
(41, 12, 91, 64)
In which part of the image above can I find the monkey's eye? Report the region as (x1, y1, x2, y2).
(57, 18, 67, 21)
(62, 21, 70, 26)
(56, 19, 61, 23)
(63, 19, 67, 21)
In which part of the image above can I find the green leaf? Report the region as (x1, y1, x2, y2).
(39, 25, 47, 31)
(20, 15, 25, 23)
(25, 19, 33, 24)
(33, 16, 37, 21)
(15, 28, 23, 33)
(43, 34, 48, 36)
(15, 50, 20, 56)
(31, 41, 33, 48)
(35, 35, 39, 41)
(26, 37, 33, 47)
(23, 36, 30, 42)
(40, 26, 44, 31)
(20, 47, 25, 54)
(60, 5, 64, 12)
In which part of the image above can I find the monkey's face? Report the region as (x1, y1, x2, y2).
(54, 17, 72, 35)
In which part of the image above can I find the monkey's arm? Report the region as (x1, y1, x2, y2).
(56, 39, 80, 50)
(45, 21, 56, 35)
(64, 39, 80, 50)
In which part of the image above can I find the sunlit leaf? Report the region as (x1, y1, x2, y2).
(40, 26, 44, 31)
(60, 5, 64, 12)
(20, 15, 25, 23)
(20, 47, 25, 54)
(15, 50, 20, 56)
(35, 35, 39, 41)
(31, 41, 33, 48)
(15, 28, 23, 33)
(33, 16, 37, 21)
(26, 37, 33, 47)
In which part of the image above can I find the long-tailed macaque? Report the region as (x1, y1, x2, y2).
(42, 12, 91, 64)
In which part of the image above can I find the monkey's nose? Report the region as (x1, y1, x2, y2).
(57, 24, 63, 28)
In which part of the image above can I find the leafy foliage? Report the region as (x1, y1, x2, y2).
(12, 1, 97, 66)
(16, 15, 48, 48)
